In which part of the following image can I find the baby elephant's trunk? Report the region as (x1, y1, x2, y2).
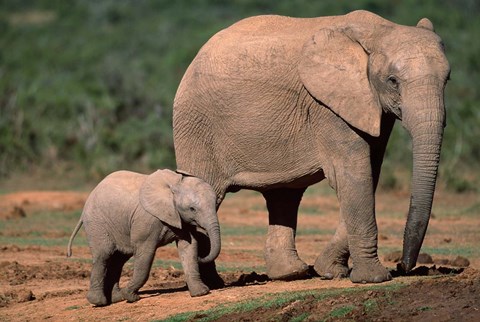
(198, 219, 221, 264)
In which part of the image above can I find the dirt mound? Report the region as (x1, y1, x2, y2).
(0, 260, 90, 286)
(0, 191, 88, 219)
(210, 268, 480, 322)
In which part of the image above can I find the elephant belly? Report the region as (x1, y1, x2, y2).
(230, 168, 326, 191)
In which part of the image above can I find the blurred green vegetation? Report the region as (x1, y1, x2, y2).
(0, 0, 478, 189)
(0, 209, 86, 246)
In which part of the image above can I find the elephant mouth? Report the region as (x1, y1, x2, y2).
(195, 226, 208, 235)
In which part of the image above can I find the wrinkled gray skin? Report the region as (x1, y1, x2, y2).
(173, 10, 450, 284)
(67, 169, 220, 306)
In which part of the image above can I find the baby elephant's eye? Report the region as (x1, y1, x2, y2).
(387, 75, 399, 89)
(189, 206, 196, 212)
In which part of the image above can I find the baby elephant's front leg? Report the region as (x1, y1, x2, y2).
(177, 237, 210, 297)
(122, 243, 156, 303)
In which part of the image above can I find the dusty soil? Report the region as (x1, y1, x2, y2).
(0, 187, 479, 321)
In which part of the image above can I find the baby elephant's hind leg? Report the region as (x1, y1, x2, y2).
(108, 252, 131, 303)
(87, 252, 110, 306)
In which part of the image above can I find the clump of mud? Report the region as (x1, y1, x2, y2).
(0, 260, 90, 286)
(384, 251, 470, 268)
(390, 263, 464, 278)
(0, 289, 35, 308)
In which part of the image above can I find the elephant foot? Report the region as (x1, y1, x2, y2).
(265, 225, 309, 280)
(314, 240, 349, 279)
(349, 235, 392, 283)
(350, 261, 392, 283)
(314, 256, 349, 280)
(111, 285, 125, 303)
(199, 262, 225, 289)
(122, 289, 140, 303)
(187, 281, 210, 297)
(86, 290, 108, 307)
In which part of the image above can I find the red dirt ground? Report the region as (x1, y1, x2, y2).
(0, 188, 479, 321)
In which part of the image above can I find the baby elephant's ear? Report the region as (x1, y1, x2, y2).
(140, 169, 183, 229)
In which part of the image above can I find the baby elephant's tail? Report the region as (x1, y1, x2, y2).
(66, 218, 83, 257)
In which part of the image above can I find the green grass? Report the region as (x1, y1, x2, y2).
(160, 283, 404, 322)
(0, 236, 81, 247)
(328, 305, 356, 319)
(446, 202, 480, 218)
(363, 298, 378, 313)
(417, 306, 433, 312)
(420, 246, 478, 258)
(433, 201, 480, 218)
(460, 202, 480, 216)
(220, 226, 267, 236)
(299, 205, 325, 216)
(304, 182, 337, 197)
(376, 211, 408, 220)
(0, 210, 87, 246)
(220, 225, 334, 236)
(152, 259, 183, 270)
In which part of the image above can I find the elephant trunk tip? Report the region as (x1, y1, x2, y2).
(197, 219, 221, 264)
(198, 242, 221, 264)
(401, 232, 424, 273)
(400, 257, 416, 273)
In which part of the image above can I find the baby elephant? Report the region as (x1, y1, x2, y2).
(67, 169, 221, 306)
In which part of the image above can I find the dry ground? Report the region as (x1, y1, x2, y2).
(0, 182, 479, 321)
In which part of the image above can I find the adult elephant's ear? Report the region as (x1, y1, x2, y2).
(298, 28, 382, 137)
(140, 169, 183, 229)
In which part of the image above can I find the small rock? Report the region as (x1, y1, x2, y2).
(435, 258, 450, 265)
(451, 256, 470, 267)
(17, 289, 35, 303)
(417, 253, 434, 264)
(378, 234, 388, 241)
(443, 238, 452, 243)
(1, 206, 27, 220)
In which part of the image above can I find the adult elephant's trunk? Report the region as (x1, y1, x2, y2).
(401, 83, 445, 272)
(198, 214, 221, 264)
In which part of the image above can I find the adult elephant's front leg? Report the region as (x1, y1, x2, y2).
(336, 161, 391, 283)
(263, 188, 309, 280)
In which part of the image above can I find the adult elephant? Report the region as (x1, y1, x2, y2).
(173, 10, 450, 283)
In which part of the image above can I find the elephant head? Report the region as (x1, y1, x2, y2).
(299, 11, 450, 272)
(139, 169, 221, 264)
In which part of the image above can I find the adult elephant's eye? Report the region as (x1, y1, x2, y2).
(387, 75, 399, 89)
(189, 207, 196, 212)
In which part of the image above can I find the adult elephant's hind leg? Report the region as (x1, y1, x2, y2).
(314, 215, 350, 279)
(263, 188, 309, 280)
